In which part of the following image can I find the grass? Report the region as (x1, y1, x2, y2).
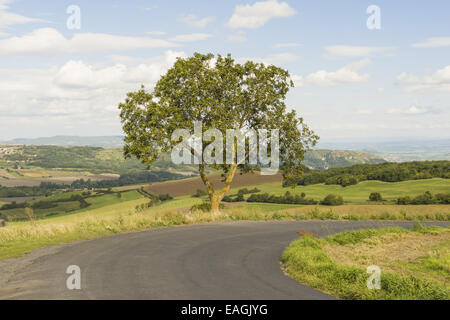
(0, 178, 449, 261)
(246, 178, 449, 204)
(281, 226, 450, 299)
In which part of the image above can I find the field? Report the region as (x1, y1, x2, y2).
(282, 226, 449, 299)
(143, 172, 283, 196)
(0, 175, 448, 260)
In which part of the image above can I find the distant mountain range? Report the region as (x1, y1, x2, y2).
(3, 135, 448, 164)
(317, 138, 450, 162)
(1, 136, 124, 148)
(1, 137, 386, 171)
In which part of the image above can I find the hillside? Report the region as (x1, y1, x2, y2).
(0, 145, 385, 173)
(1, 136, 124, 148)
(303, 150, 385, 170)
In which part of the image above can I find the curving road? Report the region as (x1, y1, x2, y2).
(0, 220, 448, 300)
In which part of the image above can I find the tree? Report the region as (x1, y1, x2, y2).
(119, 53, 318, 213)
(369, 192, 382, 202)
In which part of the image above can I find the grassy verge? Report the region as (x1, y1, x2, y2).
(281, 226, 450, 300)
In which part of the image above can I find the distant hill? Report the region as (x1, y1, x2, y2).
(317, 138, 450, 162)
(0, 144, 385, 172)
(303, 150, 386, 170)
(1, 136, 124, 148)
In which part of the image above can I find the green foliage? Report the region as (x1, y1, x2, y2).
(222, 187, 261, 202)
(325, 174, 359, 187)
(192, 189, 208, 198)
(369, 192, 383, 202)
(157, 194, 173, 202)
(246, 191, 317, 205)
(397, 191, 449, 205)
(320, 194, 344, 206)
(290, 161, 449, 187)
(118, 53, 318, 211)
(190, 201, 225, 212)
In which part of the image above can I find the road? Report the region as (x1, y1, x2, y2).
(0, 220, 448, 300)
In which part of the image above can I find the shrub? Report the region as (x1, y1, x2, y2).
(190, 202, 224, 212)
(369, 192, 383, 202)
(192, 189, 208, 198)
(320, 194, 344, 206)
(158, 194, 173, 201)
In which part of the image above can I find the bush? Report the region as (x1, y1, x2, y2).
(246, 191, 317, 205)
(190, 202, 225, 212)
(396, 192, 449, 205)
(369, 192, 383, 202)
(192, 189, 208, 198)
(158, 194, 173, 201)
(320, 194, 344, 206)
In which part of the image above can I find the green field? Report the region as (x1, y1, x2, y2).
(238, 178, 449, 204)
(0, 177, 448, 260)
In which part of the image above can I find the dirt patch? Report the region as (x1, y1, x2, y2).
(323, 230, 450, 283)
(144, 172, 283, 197)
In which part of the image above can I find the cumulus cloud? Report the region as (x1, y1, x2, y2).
(0, 51, 185, 131)
(169, 33, 212, 42)
(0, 0, 45, 32)
(180, 14, 215, 28)
(412, 37, 450, 48)
(305, 59, 371, 87)
(324, 45, 395, 58)
(0, 28, 178, 55)
(227, 0, 296, 29)
(396, 65, 450, 92)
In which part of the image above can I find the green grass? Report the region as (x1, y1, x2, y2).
(281, 227, 450, 300)
(0, 178, 449, 261)
(242, 178, 449, 204)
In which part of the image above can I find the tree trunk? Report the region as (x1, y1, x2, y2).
(209, 194, 221, 215)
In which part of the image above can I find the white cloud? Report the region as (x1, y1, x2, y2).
(169, 33, 212, 42)
(396, 65, 450, 92)
(290, 74, 304, 87)
(0, 28, 178, 55)
(0, 0, 45, 31)
(238, 52, 300, 65)
(180, 14, 215, 28)
(227, 0, 297, 29)
(387, 106, 438, 115)
(324, 45, 395, 58)
(273, 42, 301, 48)
(305, 58, 371, 87)
(0, 51, 184, 129)
(412, 37, 450, 48)
(227, 31, 247, 43)
(146, 31, 166, 36)
(356, 109, 373, 115)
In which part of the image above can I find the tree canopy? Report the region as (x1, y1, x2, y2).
(119, 53, 318, 212)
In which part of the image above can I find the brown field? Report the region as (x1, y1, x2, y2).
(0, 172, 119, 187)
(0, 197, 42, 203)
(144, 172, 283, 197)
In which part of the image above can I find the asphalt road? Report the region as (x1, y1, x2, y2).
(0, 220, 448, 300)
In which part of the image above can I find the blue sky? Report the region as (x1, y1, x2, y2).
(0, 0, 449, 141)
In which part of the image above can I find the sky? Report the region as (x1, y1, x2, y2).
(0, 0, 449, 141)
